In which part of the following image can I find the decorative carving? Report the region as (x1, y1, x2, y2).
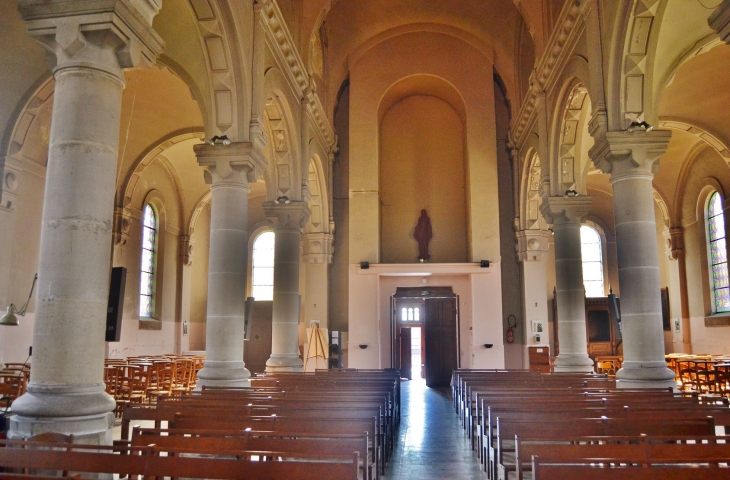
(709, 0, 730, 44)
(558, 86, 588, 192)
(589, 130, 672, 177)
(540, 196, 593, 226)
(302, 233, 334, 264)
(274, 131, 287, 152)
(516, 229, 551, 263)
(19, 0, 164, 73)
(179, 235, 194, 266)
(113, 207, 132, 246)
(510, 0, 584, 148)
(263, 201, 311, 230)
(663, 227, 683, 261)
(194, 141, 267, 185)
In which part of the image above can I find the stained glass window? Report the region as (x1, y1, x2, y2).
(707, 192, 729, 313)
(580, 225, 604, 297)
(139, 205, 157, 317)
(252, 231, 275, 300)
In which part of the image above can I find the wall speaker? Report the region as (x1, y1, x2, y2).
(480, 260, 490, 268)
(360, 261, 370, 269)
(106, 267, 127, 342)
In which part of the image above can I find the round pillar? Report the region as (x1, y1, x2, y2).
(591, 130, 676, 388)
(542, 197, 594, 372)
(12, 2, 163, 443)
(265, 203, 310, 372)
(194, 143, 267, 388)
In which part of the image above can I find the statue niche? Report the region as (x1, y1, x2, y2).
(413, 209, 432, 261)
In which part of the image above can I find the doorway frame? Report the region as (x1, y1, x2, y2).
(390, 287, 460, 377)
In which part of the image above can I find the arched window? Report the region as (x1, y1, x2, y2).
(252, 231, 276, 300)
(580, 225, 604, 298)
(139, 204, 158, 317)
(706, 192, 730, 313)
(400, 307, 420, 322)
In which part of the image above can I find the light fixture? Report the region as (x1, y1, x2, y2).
(274, 196, 291, 205)
(0, 273, 38, 326)
(206, 135, 231, 146)
(564, 189, 579, 197)
(627, 121, 653, 133)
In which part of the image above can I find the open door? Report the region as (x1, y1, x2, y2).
(425, 297, 457, 387)
(400, 327, 412, 380)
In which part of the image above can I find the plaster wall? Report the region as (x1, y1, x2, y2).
(380, 95, 467, 264)
(347, 264, 504, 370)
(348, 31, 499, 264)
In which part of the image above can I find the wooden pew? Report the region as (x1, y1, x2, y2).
(532, 455, 730, 480)
(513, 435, 730, 480)
(132, 427, 373, 480)
(0, 439, 362, 480)
(492, 417, 715, 480)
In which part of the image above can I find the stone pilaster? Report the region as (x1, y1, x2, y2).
(516, 229, 551, 358)
(541, 196, 594, 372)
(10, 0, 163, 444)
(194, 142, 266, 388)
(264, 202, 310, 372)
(709, 0, 730, 44)
(590, 130, 676, 388)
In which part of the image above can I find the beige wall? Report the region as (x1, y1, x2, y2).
(379, 95, 467, 264)
(348, 30, 499, 265)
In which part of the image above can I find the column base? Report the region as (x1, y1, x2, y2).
(8, 411, 114, 445)
(553, 353, 595, 373)
(616, 361, 677, 390)
(266, 354, 303, 372)
(195, 361, 251, 389)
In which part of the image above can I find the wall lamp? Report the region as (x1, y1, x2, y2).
(206, 135, 231, 146)
(274, 196, 291, 205)
(564, 189, 579, 197)
(0, 273, 38, 326)
(627, 121, 653, 133)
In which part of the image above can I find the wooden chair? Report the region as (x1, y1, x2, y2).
(147, 361, 177, 402)
(171, 358, 194, 394)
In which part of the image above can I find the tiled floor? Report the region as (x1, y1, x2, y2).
(384, 378, 484, 479)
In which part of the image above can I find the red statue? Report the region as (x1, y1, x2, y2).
(413, 209, 432, 261)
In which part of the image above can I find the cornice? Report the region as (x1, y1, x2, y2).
(259, 0, 336, 149)
(512, 0, 584, 149)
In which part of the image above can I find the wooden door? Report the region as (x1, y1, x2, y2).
(243, 301, 272, 374)
(425, 298, 457, 387)
(400, 327, 412, 380)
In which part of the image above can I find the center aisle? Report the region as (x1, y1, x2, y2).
(385, 378, 484, 479)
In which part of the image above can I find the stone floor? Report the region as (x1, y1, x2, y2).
(384, 378, 484, 479)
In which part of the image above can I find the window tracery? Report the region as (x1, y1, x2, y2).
(139, 204, 157, 317)
(707, 192, 730, 313)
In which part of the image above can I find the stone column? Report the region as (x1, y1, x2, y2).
(194, 143, 266, 388)
(541, 196, 594, 372)
(9, 1, 162, 443)
(264, 202, 310, 372)
(591, 130, 676, 388)
(516, 229, 551, 366)
(302, 232, 333, 371)
(709, 0, 730, 44)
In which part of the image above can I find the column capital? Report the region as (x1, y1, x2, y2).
(710, 0, 730, 44)
(663, 226, 684, 261)
(589, 130, 672, 179)
(19, 0, 164, 78)
(540, 196, 593, 226)
(112, 207, 132, 246)
(263, 201, 311, 229)
(302, 232, 334, 264)
(195, 142, 267, 187)
(515, 229, 551, 263)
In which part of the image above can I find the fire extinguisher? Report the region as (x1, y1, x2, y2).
(506, 314, 517, 344)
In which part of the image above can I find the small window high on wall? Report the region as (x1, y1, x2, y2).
(401, 307, 420, 322)
(707, 192, 730, 313)
(139, 204, 157, 317)
(580, 225, 604, 298)
(252, 231, 275, 301)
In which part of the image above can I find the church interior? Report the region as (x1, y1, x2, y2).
(2, 0, 730, 476)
